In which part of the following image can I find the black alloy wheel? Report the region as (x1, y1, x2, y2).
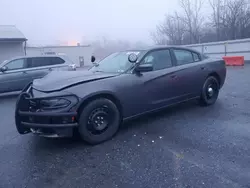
(78, 98, 121, 145)
(87, 106, 110, 135)
(200, 76, 220, 106)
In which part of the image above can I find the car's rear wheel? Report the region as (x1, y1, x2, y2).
(78, 98, 121, 145)
(199, 76, 220, 106)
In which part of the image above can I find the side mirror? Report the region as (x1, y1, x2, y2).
(91, 56, 96, 63)
(0, 66, 7, 72)
(128, 53, 138, 63)
(135, 63, 153, 73)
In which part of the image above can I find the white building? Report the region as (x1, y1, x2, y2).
(0, 25, 27, 63)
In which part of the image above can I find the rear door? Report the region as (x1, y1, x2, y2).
(0, 58, 30, 93)
(26, 56, 67, 81)
(26, 57, 51, 81)
(48, 56, 68, 71)
(170, 48, 207, 100)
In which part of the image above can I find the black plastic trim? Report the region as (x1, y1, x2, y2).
(21, 122, 78, 128)
(19, 110, 77, 117)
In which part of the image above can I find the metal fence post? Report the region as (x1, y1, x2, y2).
(24, 41, 27, 56)
(224, 42, 227, 56)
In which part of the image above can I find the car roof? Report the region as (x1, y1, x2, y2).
(5, 54, 69, 62)
(126, 45, 201, 54)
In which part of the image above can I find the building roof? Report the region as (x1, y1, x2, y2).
(0, 25, 27, 42)
(27, 44, 91, 48)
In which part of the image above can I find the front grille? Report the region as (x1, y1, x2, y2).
(29, 100, 40, 112)
(29, 100, 36, 107)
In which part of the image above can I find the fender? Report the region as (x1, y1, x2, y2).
(75, 90, 123, 115)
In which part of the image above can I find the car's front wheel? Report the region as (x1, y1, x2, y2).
(200, 76, 220, 106)
(78, 98, 121, 145)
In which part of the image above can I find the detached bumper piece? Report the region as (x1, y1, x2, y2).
(15, 92, 78, 137)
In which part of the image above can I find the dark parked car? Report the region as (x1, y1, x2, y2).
(0, 55, 76, 94)
(15, 46, 226, 145)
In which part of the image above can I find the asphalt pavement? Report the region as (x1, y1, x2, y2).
(0, 65, 250, 188)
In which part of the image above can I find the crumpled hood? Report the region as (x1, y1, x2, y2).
(32, 70, 119, 92)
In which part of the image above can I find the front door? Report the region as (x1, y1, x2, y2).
(134, 48, 177, 111)
(0, 58, 30, 93)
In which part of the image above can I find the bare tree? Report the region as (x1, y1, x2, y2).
(179, 0, 205, 44)
(152, 0, 250, 45)
(150, 31, 168, 45)
(226, 0, 250, 39)
(151, 12, 186, 45)
(207, 0, 250, 41)
(237, 3, 250, 38)
(152, 0, 205, 45)
(222, 0, 242, 39)
(208, 0, 226, 40)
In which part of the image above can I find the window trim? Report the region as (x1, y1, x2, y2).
(192, 52, 201, 62)
(135, 48, 174, 72)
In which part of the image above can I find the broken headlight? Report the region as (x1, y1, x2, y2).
(40, 98, 71, 110)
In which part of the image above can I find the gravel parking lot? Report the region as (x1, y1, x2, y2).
(0, 65, 250, 188)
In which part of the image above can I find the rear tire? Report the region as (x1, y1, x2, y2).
(78, 98, 121, 145)
(199, 76, 220, 106)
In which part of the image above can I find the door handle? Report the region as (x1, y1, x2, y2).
(48, 68, 52, 71)
(201, 67, 205, 70)
(23, 71, 28, 74)
(170, 74, 177, 79)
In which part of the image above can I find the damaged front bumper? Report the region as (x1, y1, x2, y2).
(15, 84, 79, 137)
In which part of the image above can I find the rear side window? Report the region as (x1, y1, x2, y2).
(29, 57, 65, 68)
(192, 52, 200, 62)
(50, 57, 65, 65)
(173, 49, 194, 65)
(29, 57, 50, 67)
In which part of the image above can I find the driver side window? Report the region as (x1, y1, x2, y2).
(5, 58, 27, 70)
(142, 49, 173, 71)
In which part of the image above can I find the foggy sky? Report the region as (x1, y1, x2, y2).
(0, 0, 179, 45)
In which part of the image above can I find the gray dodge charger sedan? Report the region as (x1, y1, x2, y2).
(15, 46, 226, 145)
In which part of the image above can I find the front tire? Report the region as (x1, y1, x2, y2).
(78, 98, 121, 145)
(200, 76, 220, 106)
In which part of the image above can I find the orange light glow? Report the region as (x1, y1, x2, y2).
(67, 40, 78, 46)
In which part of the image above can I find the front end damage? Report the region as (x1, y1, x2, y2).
(15, 83, 80, 138)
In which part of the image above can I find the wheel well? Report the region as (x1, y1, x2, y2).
(77, 94, 123, 118)
(208, 72, 221, 87)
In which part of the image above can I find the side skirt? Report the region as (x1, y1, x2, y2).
(123, 96, 200, 122)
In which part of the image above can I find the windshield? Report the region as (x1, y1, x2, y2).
(90, 51, 143, 73)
